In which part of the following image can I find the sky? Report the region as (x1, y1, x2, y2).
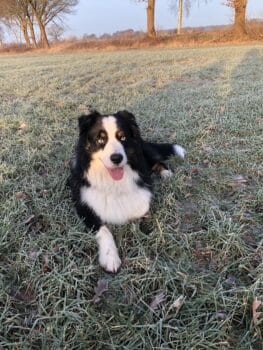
(64, 0, 263, 37)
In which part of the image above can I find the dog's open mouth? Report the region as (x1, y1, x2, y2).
(106, 167, 124, 181)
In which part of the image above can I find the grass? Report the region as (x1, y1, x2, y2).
(0, 45, 262, 349)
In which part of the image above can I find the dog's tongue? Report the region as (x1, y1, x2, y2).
(107, 167, 124, 181)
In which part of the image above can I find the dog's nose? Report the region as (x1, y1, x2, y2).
(110, 153, 123, 165)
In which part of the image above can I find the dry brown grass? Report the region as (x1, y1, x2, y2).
(50, 24, 263, 53)
(1, 21, 262, 54)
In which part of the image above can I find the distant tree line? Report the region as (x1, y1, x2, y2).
(0, 0, 251, 48)
(0, 0, 78, 48)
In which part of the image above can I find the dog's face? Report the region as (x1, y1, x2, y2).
(78, 110, 141, 181)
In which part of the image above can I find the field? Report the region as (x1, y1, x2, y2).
(0, 45, 262, 349)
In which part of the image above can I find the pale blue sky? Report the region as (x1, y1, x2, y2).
(65, 0, 263, 37)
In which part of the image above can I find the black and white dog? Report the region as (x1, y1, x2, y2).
(69, 110, 185, 272)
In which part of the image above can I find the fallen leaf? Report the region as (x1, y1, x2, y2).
(78, 104, 95, 114)
(202, 145, 213, 153)
(28, 250, 41, 259)
(169, 295, 185, 311)
(42, 255, 51, 273)
(191, 167, 199, 175)
(169, 131, 177, 140)
(150, 291, 166, 311)
(228, 175, 248, 188)
(252, 297, 262, 326)
(15, 191, 30, 200)
(92, 279, 109, 304)
(220, 106, 225, 113)
(233, 175, 248, 183)
(18, 122, 27, 130)
(225, 275, 236, 286)
(10, 287, 35, 302)
(23, 214, 50, 233)
(202, 159, 210, 168)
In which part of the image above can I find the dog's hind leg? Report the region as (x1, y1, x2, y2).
(142, 142, 185, 177)
(151, 162, 173, 178)
(142, 142, 185, 162)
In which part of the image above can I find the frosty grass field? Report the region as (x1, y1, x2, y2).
(0, 45, 262, 349)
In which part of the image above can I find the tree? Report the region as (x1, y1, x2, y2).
(147, 0, 156, 38)
(0, 0, 35, 47)
(225, 0, 248, 35)
(170, 0, 193, 35)
(29, 0, 78, 48)
(177, 0, 183, 34)
(0, 0, 78, 48)
(137, 0, 156, 38)
(47, 22, 64, 42)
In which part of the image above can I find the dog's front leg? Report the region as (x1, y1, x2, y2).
(96, 225, 121, 273)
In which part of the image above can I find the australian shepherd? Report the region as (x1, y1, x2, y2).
(69, 110, 185, 272)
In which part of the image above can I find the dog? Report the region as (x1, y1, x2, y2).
(69, 110, 185, 272)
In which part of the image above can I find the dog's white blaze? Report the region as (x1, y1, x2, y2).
(95, 225, 121, 272)
(81, 165, 152, 224)
(96, 116, 127, 168)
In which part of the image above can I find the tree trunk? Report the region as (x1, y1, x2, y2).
(31, 6, 50, 48)
(177, 0, 183, 35)
(147, 0, 156, 38)
(27, 18, 37, 47)
(37, 17, 49, 48)
(21, 21, 31, 47)
(233, 0, 247, 35)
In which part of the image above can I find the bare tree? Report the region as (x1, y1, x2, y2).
(224, 0, 248, 35)
(147, 0, 156, 38)
(170, 0, 194, 35)
(177, 0, 183, 34)
(0, 0, 78, 48)
(0, 0, 33, 47)
(47, 22, 64, 42)
(137, 0, 156, 38)
(28, 0, 78, 48)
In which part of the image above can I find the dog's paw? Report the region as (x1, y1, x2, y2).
(173, 144, 186, 159)
(99, 250, 121, 273)
(161, 169, 173, 178)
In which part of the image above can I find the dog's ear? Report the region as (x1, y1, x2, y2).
(78, 110, 100, 133)
(117, 110, 137, 123)
(116, 110, 141, 139)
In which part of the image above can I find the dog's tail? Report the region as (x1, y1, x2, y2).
(142, 142, 186, 163)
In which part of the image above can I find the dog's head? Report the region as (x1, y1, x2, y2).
(78, 110, 141, 181)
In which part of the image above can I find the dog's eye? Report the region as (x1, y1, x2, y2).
(96, 137, 105, 145)
(117, 132, 126, 142)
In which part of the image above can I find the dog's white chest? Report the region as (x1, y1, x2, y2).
(80, 167, 151, 225)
